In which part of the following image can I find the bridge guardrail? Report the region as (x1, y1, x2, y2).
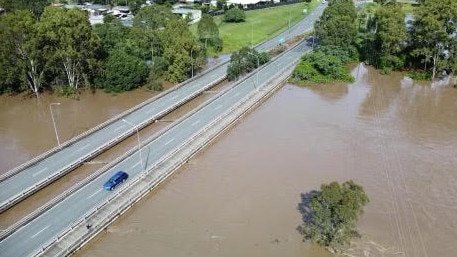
(0, 72, 227, 213)
(30, 38, 306, 257)
(1, 65, 236, 241)
(0, 3, 323, 182)
(0, 57, 230, 183)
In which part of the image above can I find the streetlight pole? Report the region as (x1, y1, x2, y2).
(251, 23, 253, 48)
(288, 9, 291, 34)
(190, 47, 194, 78)
(248, 52, 259, 90)
(49, 103, 61, 146)
(122, 119, 144, 170)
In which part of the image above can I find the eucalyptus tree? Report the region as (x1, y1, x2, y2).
(132, 5, 176, 61)
(0, 10, 44, 96)
(409, 0, 457, 78)
(197, 13, 221, 50)
(0, 0, 51, 19)
(314, 0, 357, 49)
(93, 18, 131, 54)
(161, 18, 203, 82)
(374, 2, 408, 69)
(37, 7, 101, 91)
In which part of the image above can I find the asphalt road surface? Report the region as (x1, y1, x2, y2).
(0, 34, 315, 257)
(0, 3, 326, 213)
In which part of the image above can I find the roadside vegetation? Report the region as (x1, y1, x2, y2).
(292, 0, 457, 85)
(190, 1, 320, 55)
(0, 0, 319, 97)
(226, 47, 270, 81)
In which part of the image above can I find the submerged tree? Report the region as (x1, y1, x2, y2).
(38, 7, 101, 91)
(298, 180, 369, 253)
(314, 0, 357, 49)
(409, 0, 457, 78)
(0, 10, 44, 96)
(374, 2, 407, 70)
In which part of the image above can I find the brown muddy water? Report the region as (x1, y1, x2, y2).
(2, 65, 457, 257)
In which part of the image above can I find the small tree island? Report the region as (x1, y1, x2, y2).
(298, 180, 369, 253)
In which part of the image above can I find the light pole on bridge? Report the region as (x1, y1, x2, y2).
(122, 119, 144, 170)
(247, 52, 260, 91)
(49, 102, 61, 146)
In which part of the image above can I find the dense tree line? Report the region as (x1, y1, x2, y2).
(0, 4, 207, 95)
(295, 0, 457, 84)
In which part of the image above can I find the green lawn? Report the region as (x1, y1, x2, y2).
(191, 0, 321, 56)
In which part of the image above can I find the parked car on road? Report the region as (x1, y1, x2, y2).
(103, 171, 128, 191)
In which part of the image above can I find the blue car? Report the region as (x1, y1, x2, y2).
(103, 171, 128, 191)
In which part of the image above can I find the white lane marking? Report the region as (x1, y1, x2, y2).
(132, 162, 141, 168)
(191, 120, 201, 126)
(164, 138, 175, 146)
(146, 108, 156, 114)
(31, 225, 49, 239)
(114, 124, 125, 132)
(77, 143, 90, 152)
(87, 188, 102, 199)
(215, 104, 222, 110)
(33, 167, 48, 177)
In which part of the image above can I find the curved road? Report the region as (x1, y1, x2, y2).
(0, 3, 326, 213)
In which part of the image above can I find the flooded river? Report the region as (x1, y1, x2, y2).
(1, 65, 457, 257)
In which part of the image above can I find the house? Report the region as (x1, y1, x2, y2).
(226, 0, 280, 9)
(172, 5, 202, 24)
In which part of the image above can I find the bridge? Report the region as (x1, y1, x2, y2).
(0, 3, 325, 215)
(1, 35, 315, 257)
(0, 4, 327, 257)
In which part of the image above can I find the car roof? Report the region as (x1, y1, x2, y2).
(112, 171, 127, 178)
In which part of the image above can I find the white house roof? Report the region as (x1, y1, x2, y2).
(227, 0, 278, 5)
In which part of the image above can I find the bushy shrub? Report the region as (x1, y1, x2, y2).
(97, 49, 148, 92)
(224, 7, 245, 23)
(291, 45, 355, 84)
(407, 71, 431, 81)
(226, 47, 271, 81)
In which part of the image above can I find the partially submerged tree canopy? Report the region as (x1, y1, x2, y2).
(314, 0, 357, 49)
(298, 180, 369, 253)
(409, 0, 457, 78)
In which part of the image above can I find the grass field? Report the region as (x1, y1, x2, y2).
(190, 0, 321, 56)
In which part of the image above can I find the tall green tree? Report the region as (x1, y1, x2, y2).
(197, 13, 220, 50)
(132, 5, 176, 60)
(37, 7, 101, 90)
(93, 18, 131, 54)
(374, 3, 408, 69)
(0, 0, 51, 19)
(227, 47, 270, 81)
(409, 0, 457, 78)
(98, 48, 148, 92)
(224, 7, 246, 23)
(298, 181, 369, 253)
(0, 10, 44, 96)
(314, 0, 357, 49)
(161, 19, 203, 82)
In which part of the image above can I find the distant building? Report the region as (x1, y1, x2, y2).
(172, 5, 202, 24)
(63, 4, 133, 26)
(226, 0, 280, 9)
